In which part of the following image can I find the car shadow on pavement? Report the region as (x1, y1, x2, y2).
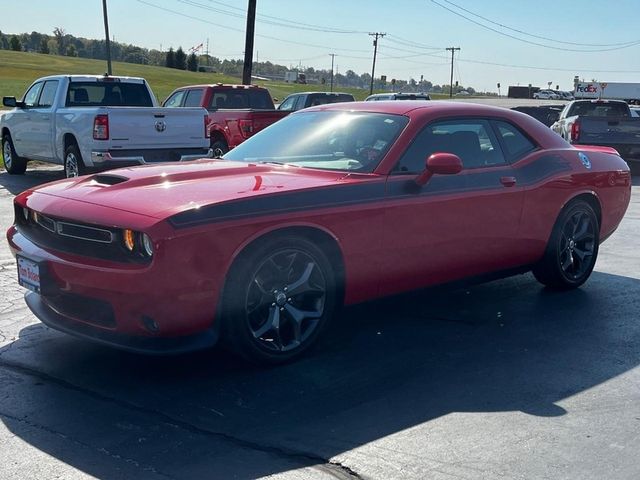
(0, 168, 64, 196)
(1, 270, 639, 479)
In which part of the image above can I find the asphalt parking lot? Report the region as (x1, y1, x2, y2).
(0, 166, 639, 480)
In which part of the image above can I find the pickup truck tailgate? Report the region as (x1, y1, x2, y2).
(578, 117, 640, 161)
(107, 107, 207, 148)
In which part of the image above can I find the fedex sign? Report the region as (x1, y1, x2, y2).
(576, 84, 598, 94)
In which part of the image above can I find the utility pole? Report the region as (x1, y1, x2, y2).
(102, 0, 112, 75)
(446, 46, 460, 98)
(369, 32, 386, 96)
(242, 0, 257, 85)
(329, 53, 336, 92)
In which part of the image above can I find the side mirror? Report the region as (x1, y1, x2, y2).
(3, 96, 18, 108)
(415, 152, 463, 186)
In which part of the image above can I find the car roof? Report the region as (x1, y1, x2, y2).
(303, 100, 514, 116)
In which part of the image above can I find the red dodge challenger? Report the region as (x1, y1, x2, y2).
(7, 101, 631, 363)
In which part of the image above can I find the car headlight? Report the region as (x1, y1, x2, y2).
(22, 207, 29, 221)
(141, 233, 154, 257)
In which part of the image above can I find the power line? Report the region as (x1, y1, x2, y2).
(431, 0, 640, 52)
(439, 0, 640, 48)
(136, 0, 371, 53)
(178, 0, 367, 34)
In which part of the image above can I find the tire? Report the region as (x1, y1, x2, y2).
(2, 134, 27, 174)
(64, 144, 87, 178)
(210, 140, 229, 158)
(532, 200, 599, 289)
(222, 236, 337, 364)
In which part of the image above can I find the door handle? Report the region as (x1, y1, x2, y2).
(500, 176, 517, 187)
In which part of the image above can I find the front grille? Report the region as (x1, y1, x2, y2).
(44, 293, 116, 328)
(15, 205, 149, 264)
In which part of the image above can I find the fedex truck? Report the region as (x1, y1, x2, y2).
(574, 82, 640, 104)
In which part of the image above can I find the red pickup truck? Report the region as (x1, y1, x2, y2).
(163, 84, 289, 156)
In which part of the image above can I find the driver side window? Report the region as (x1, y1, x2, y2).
(22, 82, 44, 108)
(395, 118, 506, 173)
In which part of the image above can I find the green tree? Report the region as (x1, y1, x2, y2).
(53, 27, 66, 55)
(165, 47, 175, 68)
(9, 35, 22, 51)
(39, 38, 50, 54)
(174, 47, 187, 70)
(66, 44, 77, 57)
(187, 52, 198, 72)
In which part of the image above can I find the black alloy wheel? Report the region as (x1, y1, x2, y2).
(223, 237, 336, 364)
(533, 200, 599, 289)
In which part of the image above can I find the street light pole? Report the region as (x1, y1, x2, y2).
(102, 0, 112, 75)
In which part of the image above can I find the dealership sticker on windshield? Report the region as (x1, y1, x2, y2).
(579, 152, 592, 169)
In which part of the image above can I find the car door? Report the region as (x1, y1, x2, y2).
(10, 81, 44, 158)
(380, 117, 525, 297)
(29, 79, 59, 160)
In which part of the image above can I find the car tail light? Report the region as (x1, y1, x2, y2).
(93, 114, 109, 140)
(570, 120, 580, 142)
(204, 115, 210, 138)
(239, 119, 254, 138)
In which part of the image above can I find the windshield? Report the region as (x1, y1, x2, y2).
(223, 111, 408, 172)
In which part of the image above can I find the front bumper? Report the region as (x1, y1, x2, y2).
(8, 224, 224, 355)
(25, 292, 218, 355)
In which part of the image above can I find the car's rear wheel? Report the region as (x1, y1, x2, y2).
(2, 134, 27, 174)
(222, 236, 336, 364)
(211, 140, 229, 158)
(64, 144, 87, 178)
(533, 200, 599, 289)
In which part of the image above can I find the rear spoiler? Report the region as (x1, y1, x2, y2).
(575, 145, 621, 156)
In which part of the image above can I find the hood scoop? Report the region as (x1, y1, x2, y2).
(90, 174, 129, 186)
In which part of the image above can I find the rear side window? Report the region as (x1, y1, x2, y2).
(66, 82, 153, 107)
(37, 80, 59, 108)
(492, 120, 537, 161)
(184, 89, 204, 107)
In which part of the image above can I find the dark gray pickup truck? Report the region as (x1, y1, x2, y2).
(550, 99, 640, 164)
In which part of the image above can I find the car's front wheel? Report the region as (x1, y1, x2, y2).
(533, 199, 599, 289)
(2, 134, 27, 174)
(222, 236, 337, 364)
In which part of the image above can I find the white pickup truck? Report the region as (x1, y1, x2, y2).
(1, 75, 211, 177)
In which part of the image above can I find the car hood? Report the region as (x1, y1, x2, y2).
(30, 160, 362, 219)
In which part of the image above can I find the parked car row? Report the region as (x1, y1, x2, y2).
(533, 90, 574, 100)
(1, 75, 364, 177)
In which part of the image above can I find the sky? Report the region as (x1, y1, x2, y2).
(2, 0, 640, 92)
